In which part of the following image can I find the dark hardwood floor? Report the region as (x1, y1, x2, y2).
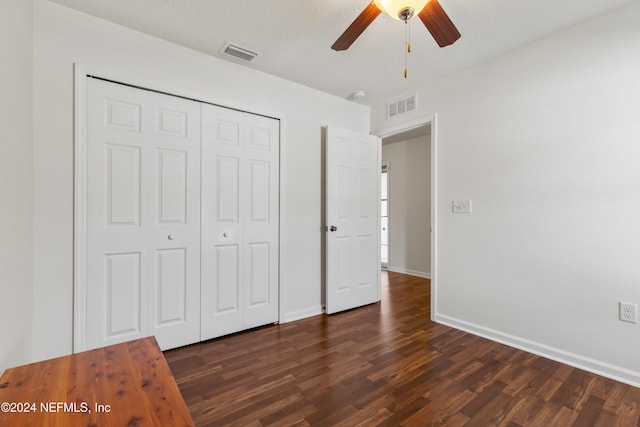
(165, 271, 640, 426)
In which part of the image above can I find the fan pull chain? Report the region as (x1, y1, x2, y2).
(404, 18, 411, 78)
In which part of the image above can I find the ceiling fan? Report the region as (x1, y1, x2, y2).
(331, 0, 461, 51)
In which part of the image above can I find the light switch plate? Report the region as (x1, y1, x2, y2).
(452, 200, 472, 213)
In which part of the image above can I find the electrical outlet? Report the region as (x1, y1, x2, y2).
(619, 302, 638, 323)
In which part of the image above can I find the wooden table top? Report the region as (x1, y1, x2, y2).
(0, 336, 194, 427)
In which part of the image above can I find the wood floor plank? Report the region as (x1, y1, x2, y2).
(165, 271, 640, 426)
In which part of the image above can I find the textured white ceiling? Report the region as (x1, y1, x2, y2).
(49, 0, 636, 107)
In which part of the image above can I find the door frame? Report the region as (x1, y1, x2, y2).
(72, 64, 287, 351)
(376, 115, 438, 321)
(380, 162, 389, 270)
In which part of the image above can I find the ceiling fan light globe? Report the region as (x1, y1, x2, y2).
(373, 0, 430, 20)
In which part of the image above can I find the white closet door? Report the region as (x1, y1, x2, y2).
(201, 104, 279, 340)
(201, 105, 244, 339)
(85, 78, 201, 351)
(242, 112, 280, 329)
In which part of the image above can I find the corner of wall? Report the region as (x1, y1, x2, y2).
(0, 0, 34, 371)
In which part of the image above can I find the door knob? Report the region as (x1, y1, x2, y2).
(223, 232, 229, 237)
(329, 225, 338, 232)
(168, 234, 175, 240)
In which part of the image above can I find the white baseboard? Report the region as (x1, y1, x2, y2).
(281, 305, 323, 323)
(386, 267, 431, 279)
(435, 313, 640, 388)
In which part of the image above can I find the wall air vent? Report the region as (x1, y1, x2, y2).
(219, 42, 260, 63)
(387, 94, 417, 119)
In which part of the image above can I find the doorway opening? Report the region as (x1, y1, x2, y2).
(380, 125, 431, 278)
(377, 115, 436, 318)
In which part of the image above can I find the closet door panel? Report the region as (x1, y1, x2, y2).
(86, 80, 150, 350)
(147, 91, 201, 350)
(201, 104, 245, 340)
(84, 78, 200, 351)
(201, 105, 279, 338)
(243, 114, 279, 329)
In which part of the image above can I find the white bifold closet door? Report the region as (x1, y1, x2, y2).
(200, 104, 280, 340)
(85, 78, 201, 351)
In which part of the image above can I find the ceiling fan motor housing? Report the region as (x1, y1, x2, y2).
(398, 7, 415, 21)
(374, 0, 429, 20)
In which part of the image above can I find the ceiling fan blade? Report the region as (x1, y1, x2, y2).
(332, 2, 381, 51)
(418, 0, 461, 47)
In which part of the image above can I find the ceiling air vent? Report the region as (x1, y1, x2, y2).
(219, 42, 260, 63)
(387, 94, 417, 119)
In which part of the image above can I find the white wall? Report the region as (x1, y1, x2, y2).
(382, 135, 431, 277)
(32, 0, 370, 362)
(0, 0, 34, 372)
(374, 2, 640, 385)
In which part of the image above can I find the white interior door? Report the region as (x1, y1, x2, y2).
(200, 104, 279, 340)
(84, 78, 201, 351)
(325, 126, 381, 314)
